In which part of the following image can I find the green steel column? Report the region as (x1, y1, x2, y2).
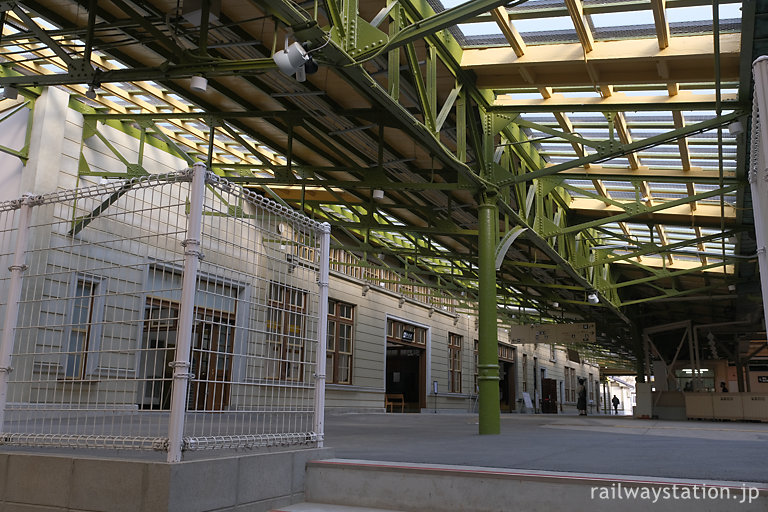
(477, 191, 500, 435)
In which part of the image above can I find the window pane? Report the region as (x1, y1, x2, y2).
(339, 324, 352, 353)
(327, 320, 336, 351)
(339, 303, 353, 319)
(338, 354, 350, 384)
(65, 331, 85, 377)
(326, 353, 335, 382)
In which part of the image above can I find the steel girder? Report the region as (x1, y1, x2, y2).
(6, 0, 746, 329)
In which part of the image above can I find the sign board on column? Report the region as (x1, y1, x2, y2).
(508, 323, 596, 344)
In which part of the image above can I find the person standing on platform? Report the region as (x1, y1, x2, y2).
(577, 378, 587, 416)
(612, 395, 620, 415)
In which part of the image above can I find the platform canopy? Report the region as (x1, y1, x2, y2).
(0, 0, 765, 364)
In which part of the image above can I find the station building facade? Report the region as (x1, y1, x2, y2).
(1, 86, 600, 418)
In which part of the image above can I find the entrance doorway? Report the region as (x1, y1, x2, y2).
(498, 344, 515, 412)
(386, 346, 425, 411)
(541, 377, 558, 413)
(385, 319, 427, 412)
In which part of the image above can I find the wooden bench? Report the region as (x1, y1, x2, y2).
(385, 393, 405, 413)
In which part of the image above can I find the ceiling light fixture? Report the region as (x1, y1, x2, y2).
(272, 39, 319, 82)
(85, 85, 97, 99)
(190, 75, 208, 93)
(372, 189, 384, 200)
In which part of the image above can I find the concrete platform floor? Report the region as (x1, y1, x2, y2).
(275, 504, 401, 512)
(323, 413, 768, 483)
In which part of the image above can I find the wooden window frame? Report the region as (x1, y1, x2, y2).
(449, 332, 462, 393)
(62, 274, 104, 379)
(327, 299, 354, 385)
(266, 283, 308, 382)
(522, 354, 528, 393)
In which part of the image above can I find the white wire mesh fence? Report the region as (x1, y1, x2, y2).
(0, 165, 329, 460)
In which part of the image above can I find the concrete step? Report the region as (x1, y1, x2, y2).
(271, 504, 403, 512)
(304, 458, 768, 512)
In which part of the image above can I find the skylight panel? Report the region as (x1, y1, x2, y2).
(589, 10, 655, 29)
(640, 158, 685, 167)
(33, 17, 59, 31)
(559, 91, 602, 99)
(667, 4, 742, 23)
(498, 92, 547, 101)
(628, 111, 674, 119)
(577, 127, 610, 139)
(512, 16, 574, 33)
(519, 113, 557, 123)
(622, 88, 674, 96)
(600, 157, 631, 167)
(609, 191, 637, 200)
(41, 63, 64, 73)
(563, 180, 593, 190)
(541, 143, 579, 153)
(457, 22, 502, 37)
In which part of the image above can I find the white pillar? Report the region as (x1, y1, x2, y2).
(166, 163, 207, 463)
(313, 222, 331, 447)
(751, 57, 768, 340)
(0, 194, 35, 430)
(22, 87, 69, 195)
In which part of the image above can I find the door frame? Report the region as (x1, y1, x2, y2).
(384, 314, 431, 410)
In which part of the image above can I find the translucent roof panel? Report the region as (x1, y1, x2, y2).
(512, 16, 575, 33)
(667, 5, 742, 24)
(457, 22, 503, 37)
(590, 11, 656, 29)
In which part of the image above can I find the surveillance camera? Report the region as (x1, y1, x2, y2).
(587, 292, 599, 304)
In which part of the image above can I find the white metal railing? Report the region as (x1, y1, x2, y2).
(0, 165, 330, 462)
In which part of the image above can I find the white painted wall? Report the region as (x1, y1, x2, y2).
(0, 98, 31, 201)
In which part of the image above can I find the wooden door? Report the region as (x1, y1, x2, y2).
(541, 378, 558, 413)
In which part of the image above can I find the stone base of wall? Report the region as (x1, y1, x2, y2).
(0, 446, 333, 512)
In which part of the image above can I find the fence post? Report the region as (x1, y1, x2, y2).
(313, 222, 331, 447)
(167, 163, 207, 463)
(750, 57, 768, 341)
(0, 194, 35, 431)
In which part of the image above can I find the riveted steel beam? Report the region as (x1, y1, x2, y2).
(262, 0, 487, 190)
(0, 57, 277, 87)
(354, 0, 527, 62)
